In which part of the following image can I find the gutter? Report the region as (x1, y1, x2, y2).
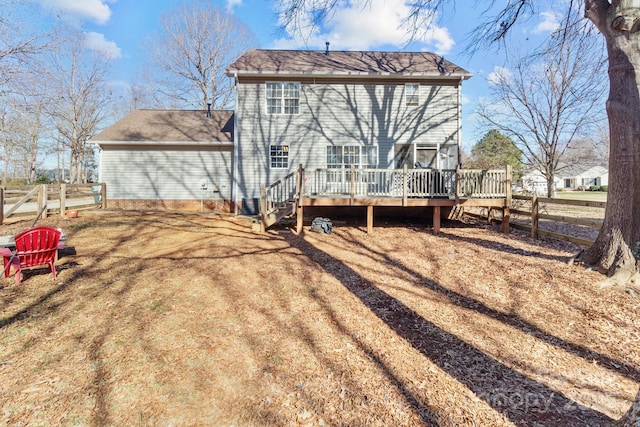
(225, 70, 473, 81)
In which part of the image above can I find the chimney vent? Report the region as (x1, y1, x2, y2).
(325, 41, 330, 56)
(206, 102, 212, 118)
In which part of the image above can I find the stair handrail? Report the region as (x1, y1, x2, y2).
(260, 168, 299, 218)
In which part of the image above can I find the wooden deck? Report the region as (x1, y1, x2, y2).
(260, 165, 513, 234)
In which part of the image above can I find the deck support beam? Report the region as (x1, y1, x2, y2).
(296, 204, 304, 234)
(433, 206, 441, 234)
(367, 205, 374, 233)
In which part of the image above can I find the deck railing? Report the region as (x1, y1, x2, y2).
(303, 167, 457, 198)
(458, 169, 508, 198)
(261, 170, 298, 217)
(260, 165, 511, 218)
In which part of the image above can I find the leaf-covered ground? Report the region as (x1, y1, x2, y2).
(1, 211, 638, 426)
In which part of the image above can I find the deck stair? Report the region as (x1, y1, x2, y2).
(448, 205, 465, 220)
(259, 169, 300, 232)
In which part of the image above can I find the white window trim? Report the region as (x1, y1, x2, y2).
(265, 82, 301, 115)
(269, 145, 289, 169)
(327, 145, 378, 169)
(405, 83, 419, 106)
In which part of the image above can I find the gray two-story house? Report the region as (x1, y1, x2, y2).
(227, 48, 472, 211)
(94, 48, 477, 217)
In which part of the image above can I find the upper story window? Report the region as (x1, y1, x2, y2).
(405, 83, 419, 106)
(266, 82, 300, 114)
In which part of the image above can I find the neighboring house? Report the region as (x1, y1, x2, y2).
(95, 48, 471, 213)
(93, 109, 234, 211)
(558, 165, 608, 190)
(520, 164, 609, 195)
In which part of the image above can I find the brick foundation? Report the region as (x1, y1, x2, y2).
(109, 199, 234, 213)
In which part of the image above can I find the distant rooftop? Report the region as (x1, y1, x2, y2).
(226, 49, 472, 79)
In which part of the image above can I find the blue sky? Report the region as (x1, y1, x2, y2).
(36, 0, 564, 149)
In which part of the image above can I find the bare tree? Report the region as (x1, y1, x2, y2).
(275, 0, 640, 423)
(477, 4, 606, 197)
(144, 0, 256, 110)
(44, 31, 113, 184)
(0, 1, 50, 94)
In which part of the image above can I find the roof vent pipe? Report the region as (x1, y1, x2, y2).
(325, 41, 330, 56)
(206, 102, 212, 118)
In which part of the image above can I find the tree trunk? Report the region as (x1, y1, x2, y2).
(582, 8, 640, 289)
(583, 1, 640, 423)
(546, 173, 555, 198)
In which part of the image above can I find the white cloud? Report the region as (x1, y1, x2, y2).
(533, 11, 560, 34)
(487, 66, 512, 86)
(226, 0, 242, 10)
(273, 0, 455, 54)
(84, 32, 121, 59)
(42, 0, 112, 24)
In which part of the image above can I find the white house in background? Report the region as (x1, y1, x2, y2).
(520, 164, 609, 195)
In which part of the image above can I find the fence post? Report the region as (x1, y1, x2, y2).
(60, 183, 66, 217)
(503, 165, 512, 234)
(101, 183, 107, 209)
(43, 184, 48, 219)
(37, 185, 46, 219)
(531, 195, 539, 239)
(0, 187, 4, 225)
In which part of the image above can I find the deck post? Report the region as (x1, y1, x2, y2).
(349, 165, 355, 205)
(455, 166, 461, 203)
(502, 165, 512, 234)
(402, 164, 408, 207)
(296, 164, 304, 234)
(433, 206, 441, 234)
(367, 205, 373, 234)
(296, 204, 303, 234)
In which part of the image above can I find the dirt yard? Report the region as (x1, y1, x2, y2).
(0, 211, 638, 426)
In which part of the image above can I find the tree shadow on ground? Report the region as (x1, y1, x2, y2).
(285, 233, 615, 426)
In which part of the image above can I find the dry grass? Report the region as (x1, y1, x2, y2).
(0, 211, 638, 426)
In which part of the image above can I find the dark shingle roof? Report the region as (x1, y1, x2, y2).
(92, 110, 234, 144)
(226, 49, 471, 79)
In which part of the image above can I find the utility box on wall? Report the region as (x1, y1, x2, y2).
(241, 198, 260, 216)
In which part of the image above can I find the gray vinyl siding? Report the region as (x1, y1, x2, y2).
(100, 145, 233, 200)
(235, 78, 461, 199)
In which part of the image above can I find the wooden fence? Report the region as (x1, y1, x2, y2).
(0, 183, 106, 225)
(485, 194, 605, 247)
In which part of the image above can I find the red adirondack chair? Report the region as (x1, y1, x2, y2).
(2, 227, 61, 285)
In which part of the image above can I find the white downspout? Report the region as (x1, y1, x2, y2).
(232, 72, 239, 215)
(457, 77, 463, 168)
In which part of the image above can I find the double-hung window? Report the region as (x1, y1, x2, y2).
(405, 83, 419, 106)
(266, 82, 300, 114)
(326, 145, 378, 184)
(270, 145, 289, 168)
